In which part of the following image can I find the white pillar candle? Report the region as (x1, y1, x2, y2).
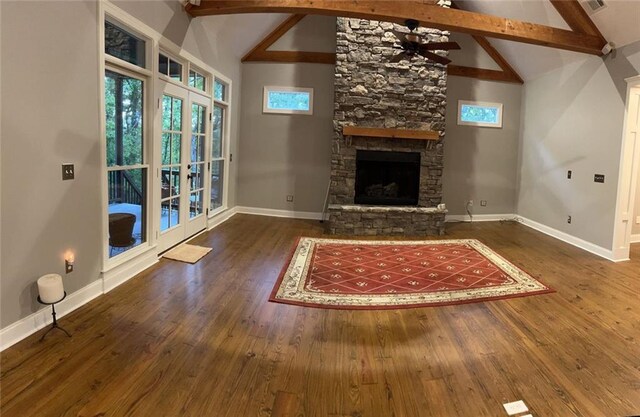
(37, 274, 64, 303)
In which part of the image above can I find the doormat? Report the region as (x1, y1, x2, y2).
(162, 244, 212, 264)
(270, 238, 553, 309)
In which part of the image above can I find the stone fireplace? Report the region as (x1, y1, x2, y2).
(327, 11, 450, 236)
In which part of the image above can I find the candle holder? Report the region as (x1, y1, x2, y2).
(37, 292, 72, 341)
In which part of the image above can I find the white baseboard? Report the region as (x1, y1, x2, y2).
(207, 206, 237, 230)
(446, 213, 517, 223)
(0, 209, 239, 352)
(235, 206, 323, 221)
(0, 279, 103, 352)
(517, 216, 615, 261)
(631, 234, 640, 244)
(102, 249, 159, 293)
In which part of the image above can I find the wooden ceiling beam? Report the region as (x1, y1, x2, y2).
(447, 1, 523, 84)
(186, 0, 607, 55)
(242, 14, 336, 64)
(550, 0, 606, 39)
(469, 35, 523, 84)
(447, 66, 522, 83)
(241, 14, 305, 62)
(245, 50, 336, 64)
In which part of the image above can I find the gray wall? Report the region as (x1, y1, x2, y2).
(0, 0, 243, 329)
(517, 40, 640, 249)
(237, 17, 336, 213)
(443, 77, 522, 216)
(1, 0, 103, 328)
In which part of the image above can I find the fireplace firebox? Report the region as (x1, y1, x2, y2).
(354, 150, 421, 206)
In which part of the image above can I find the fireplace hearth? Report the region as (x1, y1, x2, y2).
(355, 150, 420, 206)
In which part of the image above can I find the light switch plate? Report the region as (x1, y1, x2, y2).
(62, 164, 75, 180)
(503, 400, 528, 415)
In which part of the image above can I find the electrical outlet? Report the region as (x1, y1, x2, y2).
(62, 164, 74, 180)
(594, 174, 605, 183)
(480, 200, 487, 207)
(567, 170, 572, 179)
(567, 215, 572, 224)
(286, 195, 294, 202)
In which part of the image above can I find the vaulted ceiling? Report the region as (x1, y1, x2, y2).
(190, 0, 640, 81)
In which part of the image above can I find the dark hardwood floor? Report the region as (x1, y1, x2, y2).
(1, 215, 639, 417)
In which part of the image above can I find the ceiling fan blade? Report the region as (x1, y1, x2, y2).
(392, 30, 408, 43)
(419, 41, 461, 51)
(418, 50, 452, 65)
(390, 52, 409, 63)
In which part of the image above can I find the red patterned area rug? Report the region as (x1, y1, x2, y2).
(270, 238, 554, 309)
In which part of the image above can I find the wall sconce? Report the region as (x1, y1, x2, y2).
(64, 251, 74, 274)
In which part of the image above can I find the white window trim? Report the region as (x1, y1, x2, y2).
(457, 100, 503, 128)
(100, 8, 157, 271)
(99, 0, 234, 274)
(263, 86, 314, 115)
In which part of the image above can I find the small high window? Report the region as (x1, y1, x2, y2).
(263, 86, 313, 115)
(457, 100, 503, 128)
(104, 20, 146, 68)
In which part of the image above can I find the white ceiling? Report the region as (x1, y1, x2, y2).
(196, 1, 640, 81)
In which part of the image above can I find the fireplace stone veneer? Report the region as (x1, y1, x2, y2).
(327, 12, 450, 236)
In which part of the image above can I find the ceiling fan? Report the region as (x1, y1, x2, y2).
(390, 19, 461, 65)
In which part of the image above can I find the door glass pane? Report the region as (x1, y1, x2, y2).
(171, 133, 181, 164)
(191, 136, 205, 163)
(190, 190, 203, 218)
(172, 98, 182, 131)
(192, 103, 205, 134)
(211, 160, 224, 210)
(190, 163, 204, 191)
(161, 133, 171, 165)
(171, 167, 181, 196)
(160, 93, 183, 233)
(161, 197, 180, 232)
(105, 71, 143, 167)
(108, 168, 147, 257)
(212, 105, 223, 158)
(162, 96, 172, 131)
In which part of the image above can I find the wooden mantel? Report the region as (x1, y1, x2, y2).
(343, 126, 440, 141)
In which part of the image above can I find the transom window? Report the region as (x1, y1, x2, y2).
(189, 69, 206, 92)
(159, 53, 183, 82)
(214, 80, 227, 102)
(104, 20, 146, 68)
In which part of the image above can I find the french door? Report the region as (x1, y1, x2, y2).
(157, 81, 210, 252)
